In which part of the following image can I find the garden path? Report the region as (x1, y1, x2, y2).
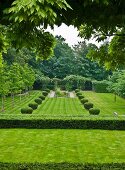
(69, 92, 76, 98)
(48, 91, 55, 98)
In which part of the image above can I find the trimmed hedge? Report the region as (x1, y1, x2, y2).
(75, 89, 80, 93)
(84, 102, 93, 110)
(78, 95, 84, 100)
(34, 98, 42, 105)
(0, 162, 124, 170)
(89, 108, 100, 115)
(39, 95, 45, 100)
(92, 80, 109, 93)
(21, 107, 33, 114)
(81, 98, 88, 104)
(0, 119, 125, 130)
(42, 91, 48, 96)
(76, 92, 82, 96)
(44, 89, 50, 93)
(28, 103, 38, 110)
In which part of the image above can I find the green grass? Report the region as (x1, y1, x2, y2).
(34, 98, 88, 116)
(83, 91, 125, 116)
(0, 129, 124, 163)
(0, 90, 41, 114)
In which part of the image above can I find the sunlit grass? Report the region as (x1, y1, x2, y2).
(83, 91, 125, 116)
(0, 129, 124, 163)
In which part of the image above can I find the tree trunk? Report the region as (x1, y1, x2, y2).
(1, 96, 5, 112)
(114, 93, 116, 102)
(11, 93, 15, 107)
(20, 90, 22, 101)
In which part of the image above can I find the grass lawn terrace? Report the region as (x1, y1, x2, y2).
(0, 129, 124, 163)
(83, 91, 125, 116)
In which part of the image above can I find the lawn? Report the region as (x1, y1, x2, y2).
(0, 90, 41, 114)
(34, 97, 88, 116)
(83, 91, 125, 116)
(0, 129, 124, 163)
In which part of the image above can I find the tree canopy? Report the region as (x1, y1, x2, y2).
(1, 0, 125, 67)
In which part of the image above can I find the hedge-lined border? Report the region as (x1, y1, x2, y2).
(0, 119, 125, 130)
(0, 162, 125, 170)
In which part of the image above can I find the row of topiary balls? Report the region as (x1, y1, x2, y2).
(21, 90, 50, 114)
(75, 89, 100, 115)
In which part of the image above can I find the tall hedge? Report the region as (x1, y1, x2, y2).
(92, 80, 109, 93)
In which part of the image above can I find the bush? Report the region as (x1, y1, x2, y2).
(84, 102, 93, 110)
(89, 108, 100, 115)
(78, 95, 84, 100)
(21, 107, 33, 114)
(44, 88, 50, 93)
(28, 103, 38, 110)
(34, 98, 42, 105)
(39, 95, 45, 100)
(76, 92, 82, 96)
(75, 89, 80, 93)
(81, 98, 88, 104)
(42, 91, 48, 96)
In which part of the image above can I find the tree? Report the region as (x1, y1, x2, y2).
(107, 71, 125, 102)
(0, 0, 71, 64)
(0, 64, 10, 112)
(8, 63, 23, 107)
(21, 64, 35, 93)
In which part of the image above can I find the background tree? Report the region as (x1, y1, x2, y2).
(0, 64, 10, 112)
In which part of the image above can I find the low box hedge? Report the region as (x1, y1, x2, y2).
(0, 162, 124, 170)
(21, 107, 33, 114)
(89, 108, 100, 115)
(28, 103, 38, 110)
(39, 95, 45, 100)
(0, 119, 125, 130)
(34, 98, 42, 105)
(84, 102, 93, 110)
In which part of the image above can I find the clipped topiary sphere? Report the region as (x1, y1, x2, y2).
(81, 98, 88, 104)
(28, 103, 38, 110)
(34, 98, 42, 104)
(84, 102, 93, 110)
(39, 95, 45, 100)
(78, 95, 84, 100)
(76, 92, 82, 96)
(89, 108, 100, 115)
(75, 89, 80, 93)
(21, 107, 33, 114)
(42, 91, 48, 96)
(44, 89, 50, 93)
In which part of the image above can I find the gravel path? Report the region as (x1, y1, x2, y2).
(69, 92, 76, 98)
(48, 91, 55, 98)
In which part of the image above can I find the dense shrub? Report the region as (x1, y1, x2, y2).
(78, 95, 84, 100)
(21, 107, 33, 114)
(34, 98, 42, 104)
(81, 98, 88, 104)
(75, 89, 80, 93)
(84, 102, 93, 110)
(42, 91, 48, 96)
(76, 92, 82, 96)
(89, 108, 100, 115)
(39, 95, 45, 100)
(28, 103, 38, 110)
(44, 89, 50, 93)
(92, 80, 109, 93)
(63, 75, 85, 90)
